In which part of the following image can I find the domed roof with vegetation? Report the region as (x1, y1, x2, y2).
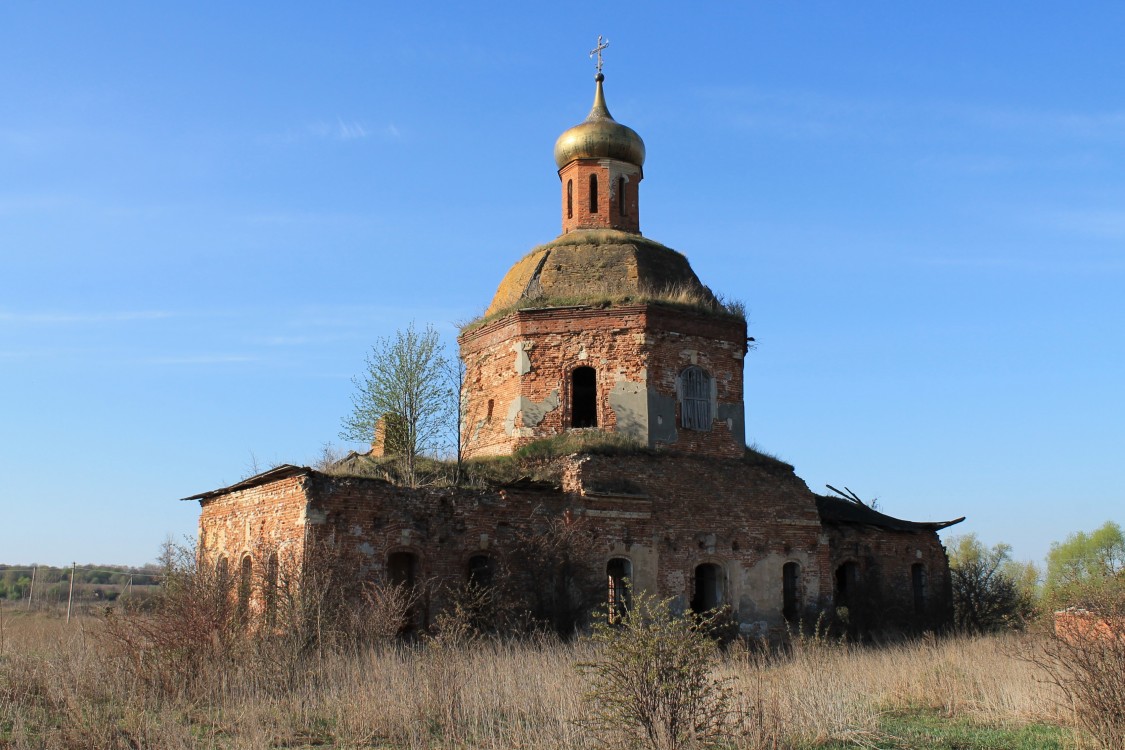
(478, 229, 742, 324)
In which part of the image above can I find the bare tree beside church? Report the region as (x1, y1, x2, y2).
(341, 323, 453, 487)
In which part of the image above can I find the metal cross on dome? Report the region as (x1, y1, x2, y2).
(590, 35, 609, 74)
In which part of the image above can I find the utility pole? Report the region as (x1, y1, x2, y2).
(66, 562, 76, 624)
(26, 565, 36, 611)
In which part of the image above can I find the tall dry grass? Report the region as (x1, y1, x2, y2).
(0, 608, 1078, 750)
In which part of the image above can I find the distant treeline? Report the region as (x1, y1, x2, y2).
(1, 564, 162, 604)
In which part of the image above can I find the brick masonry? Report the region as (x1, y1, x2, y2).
(189, 72, 959, 636)
(194, 454, 954, 635)
(459, 304, 747, 459)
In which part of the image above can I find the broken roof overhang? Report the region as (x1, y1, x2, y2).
(815, 494, 965, 533)
(181, 464, 311, 503)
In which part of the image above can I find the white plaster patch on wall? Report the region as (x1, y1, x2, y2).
(300, 506, 327, 525)
(504, 389, 560, 435)
(513, 341, 533, 375)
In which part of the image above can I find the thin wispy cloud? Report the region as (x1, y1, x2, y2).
(910, 254, 1125, 273)
(913, 151, 1105, 175)
(0, 310, 174, 324)
(702, 86, 1125, 146)
(262, 120, 401, 145)
(145, 354, 260, 366)
(241, 209, 377, 229)
(309, 119, 369, 140)
(252, 335, 316, 346)
(962, 106, 1125, 141)
(1045, 209, 1125, 240)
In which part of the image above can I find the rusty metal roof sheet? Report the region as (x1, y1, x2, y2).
(816, 494, 965, 533)
(181, 464, 311, 503)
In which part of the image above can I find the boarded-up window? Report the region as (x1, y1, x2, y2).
(618, 176, 627, 217)
(692, 563, 724, 612)
(680, 367, 712, 430)
(607, 558, 632, 623)
(572, 366, 598, 428)
(589, 174, 599, 213)
(567, 179, 573, 219)
(783, 562, 801, 622)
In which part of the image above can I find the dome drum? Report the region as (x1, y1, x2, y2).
(560, 159, 641, 234)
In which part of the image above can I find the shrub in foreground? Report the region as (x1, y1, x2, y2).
(579, 589, 738, 750)
(1038, 581, 1125, 749)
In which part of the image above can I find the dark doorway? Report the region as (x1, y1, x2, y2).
(467, 554, 496, 587)
(912, 563, 927, 616)
(692, 563, 724, 612)
(571, 367, 598, 427)
(607, 558, 632, 623)
(782, 562, 801, 622)
(835, 561, 858, 607)
(387, 551, 419, 588)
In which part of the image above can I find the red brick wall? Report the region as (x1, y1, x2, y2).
(459, 304, 746, 459)
(559, 159, 641, 234)
(821, 523, 953, 631)
(196, 474, 311, 580)
(194, 457, 954, 634)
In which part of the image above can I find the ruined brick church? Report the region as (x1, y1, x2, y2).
(187, 69, 963, 636)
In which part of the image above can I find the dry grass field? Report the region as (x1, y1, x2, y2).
(0, 606, 1090, 750)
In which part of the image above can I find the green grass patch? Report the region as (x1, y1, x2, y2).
(512, 431, 650, 461)
(326, 437, 794, 488)
(742, 442, 795, 474)
(808, 709, 1074, 750)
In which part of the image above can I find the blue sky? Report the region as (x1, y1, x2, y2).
(2, 3, 1122, 568)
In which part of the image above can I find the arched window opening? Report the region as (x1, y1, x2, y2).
(486, 399, 494, 422)
(680, 367, 712, 431)
(264, 552, 279, 627)
(571, 366, 598, 428)
(782, 562, 801, 622)
(691, 563, 724, 613)
(238, 555, 252, 625)
(835, 561, 859, 608)
(912, 563, 927, 616)
(618, 176, 627, 217)
(607, 558, 632, 623)
(467, 554, 496, 588)
(387, 551, 419, 588)
(567, 179, 573, 219)
(589, 174, 599, 213)
(216, 556, 229, 588)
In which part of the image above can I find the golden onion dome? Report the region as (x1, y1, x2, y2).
(553, 73, 646, 170)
